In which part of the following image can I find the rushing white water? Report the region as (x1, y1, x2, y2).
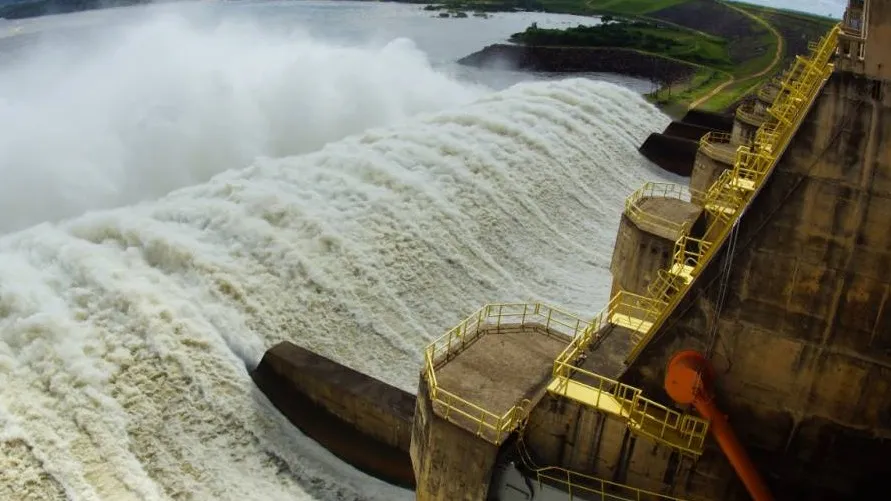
(0, 76, 675, 501)
(0, 13, 488, 235)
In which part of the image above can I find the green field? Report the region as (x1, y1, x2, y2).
(430, 0, 837, 114)
(510, 21, 733, 70)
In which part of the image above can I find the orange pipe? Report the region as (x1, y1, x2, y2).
(664, 350, 774, 501)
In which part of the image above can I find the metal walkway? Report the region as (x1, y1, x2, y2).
(420, 22, 843, 486)
(615, 25, 841, 364)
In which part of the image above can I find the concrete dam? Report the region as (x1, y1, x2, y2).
(254, 0, 891, 499)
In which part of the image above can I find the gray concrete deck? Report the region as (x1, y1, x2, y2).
(433, 325, 571, 441)
(702, 140, 737, 165)
(633, 197, 703, 241)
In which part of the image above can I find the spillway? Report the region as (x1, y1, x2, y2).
(0, 78, 676, 501)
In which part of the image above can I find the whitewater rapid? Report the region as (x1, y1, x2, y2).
(0, 78, 675, 500)
(0, 14, 488, 235)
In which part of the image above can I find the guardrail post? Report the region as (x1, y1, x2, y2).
(496, 306, 502, 331)
(566, 468, 573, 500)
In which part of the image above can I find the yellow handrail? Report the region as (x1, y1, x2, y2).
(549, 361, 709, 455)
(515, 436, 691, 501)
(699, 131, 737, 164)
(532, 466, 689, 501)
(623, 182, 702, 236)
(624, 24, 841, 364)
(554, 291, 665, 375)
(423, 302, 590, 444)
(673, 235, 711, 269)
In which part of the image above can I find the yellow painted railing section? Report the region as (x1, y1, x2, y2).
(624, 182, 697, 236)
(553, 291, 664, 371)
(549, 360, 709, 456)
(698, 131, 737, 164)
(423, 298, 708, 454)
(424, 303, 589, 444)
(619, 24, 841, 364)
(419, 24, 842, 488)
(514, 436, 691, 500)
(529, 466, 689, 501)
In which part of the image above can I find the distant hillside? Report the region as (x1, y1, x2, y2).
(0, 0, 152, 19)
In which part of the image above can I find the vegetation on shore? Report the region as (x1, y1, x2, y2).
(510, 19, 732, 70)
(429, 0, 836, 114)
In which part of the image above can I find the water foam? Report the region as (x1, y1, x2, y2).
(0, 13, 486, 235)
(0, 78, 675, 500)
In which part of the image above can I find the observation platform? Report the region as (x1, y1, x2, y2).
(699, 131, 738, 165)
(623, 182, 703, 242)
(423, 304, 583, 444)
(629, 197, 702, 241)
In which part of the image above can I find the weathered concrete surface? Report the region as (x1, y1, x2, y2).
(690, 149, 732, 201)
(522, 324, 699, 498)
(639, 133, 699, 176)
(634, 197, 703, 242)
(411, 377, 499, 501)
(457, 44, 696, 82)
(864, 0, 891, 81)
(622, 72, 891, 500)
(611, 202, 702, 297)
(730, 114, 758, 145)
(252, 342, 416, 488)
(411, 325, 572, 501)
(611, 213, 673, 297)
(434, 327, 570, 439)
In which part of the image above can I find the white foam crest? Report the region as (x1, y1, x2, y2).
(0, 12, 486, 235)
(0, 78, 674, 500)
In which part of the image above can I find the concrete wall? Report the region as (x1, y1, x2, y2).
(730, 116, 757, 146)
(252, 342, 415, 488)
(865, 0, 891, 81)
(522, 393, 701, 498)
(523, 394, 628, 477)
(610, 214, 673, 297)
(690, 151, 730, 202)
(411, 378, 499, 501)
(622, 72, 891, 500)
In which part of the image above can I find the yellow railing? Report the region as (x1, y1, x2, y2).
(624, 182, 702, 237)
(532, 466, 689, 501)
(646, 269, 684, 304)
(549, 362, 708, 455)
(515, 437, 691, 501)
(673, 235, 711, 270)
(424, 303, 589, 444)
(698, 131, 737, 164)
(553, 291, 663, 374)
(621, 24, 840, 364)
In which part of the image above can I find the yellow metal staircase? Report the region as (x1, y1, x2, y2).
(534, 24, 840, 460)
(610, 25, 842, 365)
(419, 22, 843, 482)
(547, 363, 709, 457)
